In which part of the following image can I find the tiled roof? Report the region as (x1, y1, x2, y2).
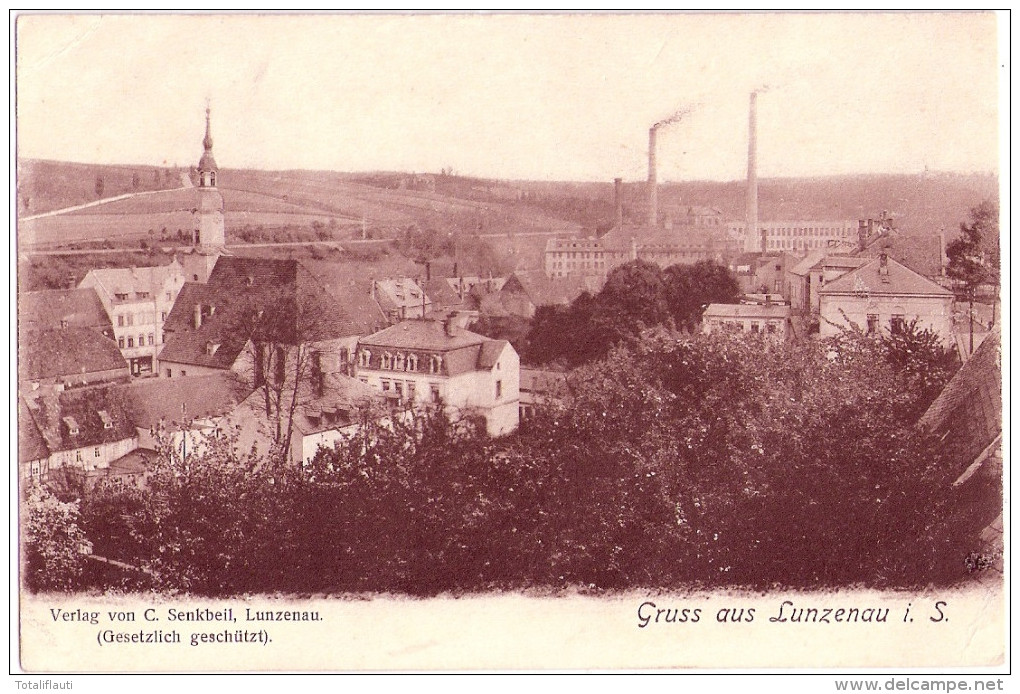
(375, 278, 429, 311)
(857, 231, 944, 278)
(161, 257, 366, 368)
(918, 330, 1001, 478)
(18, 288, 113, 336)
(360, 319, 488, 352)
(106, 448, 156, 476)
(19, 399, 50, 463)
(476, 340, 509, 369)
(788, 250, 829, 277)
(422, 278, 465, 310)
(83, 264, 180, 297)
(819, 257, 953, 297)
(158, 283, 248, 369)
(502, 271, 589, 308)
(520, 368, 569, 395)
(292, 374, 383, 435)
(20, 327, 129, 383)
(117, 373, 248, 428)
(24, 385, 137, 453)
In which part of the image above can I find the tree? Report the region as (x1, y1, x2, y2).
(663, 260, 742, 331)
(947, 200, 999, 289)
(947, 200, 1000, 350)
(22, 484, 91, 592)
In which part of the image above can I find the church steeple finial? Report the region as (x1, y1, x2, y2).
(203, 106, 213, 152)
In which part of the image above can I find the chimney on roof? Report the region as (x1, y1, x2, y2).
(194, 303, 203, 330)
(614, 177, 624, 231)
(879, 249, 890, 282)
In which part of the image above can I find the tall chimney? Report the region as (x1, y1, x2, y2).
(614, 178, 624, 231)
(647, 127, 658, 228)
(745, 91, 760, 253)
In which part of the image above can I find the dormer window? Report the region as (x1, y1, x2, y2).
(382, 352, 393, 369)
(98, 410, 114, 430)
(359, 349, 371, 367)
(407, 354, 419, 371)
(206, 342, 220, 356)
(63, 416, 80, 436)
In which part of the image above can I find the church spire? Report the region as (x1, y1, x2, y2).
(203, 106, 214, 152)
(197, 105, 218, 188)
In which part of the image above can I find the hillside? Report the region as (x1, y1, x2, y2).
(16, 159, 997, 251)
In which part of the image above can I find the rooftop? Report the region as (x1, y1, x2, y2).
(20, 327, 128, 383)
(819, 256, 954, 297)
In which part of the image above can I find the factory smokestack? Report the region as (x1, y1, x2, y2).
(745, 91, 760, 253)
(647, 127, 658, 228)
(614, 177, 624, 231)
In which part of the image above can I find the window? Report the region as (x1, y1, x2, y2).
(94, 447, 101, 458)
(166, 292, 171, 302)
(866, 314, 879, 335)
(495, 380, 502, 399)
(394, 382, 403, 399)
(407, 382, 416, 400)
(766, 322, 777, 334)
(117, 315, 125, 327)
(750, 322, 760, 334)
(127, 337, 134, 348)
(148, 334, 154, 346)
(407, 354, 418, 371)
(181, 370, 187, 377)
(167, 369, 172, 378)
(161, 312, 167, 322)
(430, 385, 441, 403)
(359, 349, 371, 368)
(381, 380, 391, 392)
(118, 337, 125, 349)
(139, 333, 145, 346)
(127, 314, 134, 326)
(75, 450, 82, 462)
(890, 314, 905, 333)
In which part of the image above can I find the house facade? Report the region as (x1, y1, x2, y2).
(355, 314, 520, 436)
(79, 260, 186, 376)
(702, 302, 791, 339)
(818, 254, 955, 341)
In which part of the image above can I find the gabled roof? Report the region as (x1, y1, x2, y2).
(788, 249, 829, 277)
(918, 330, 1001, 478)
(18, 288, 113, 335)
(422, 278, 465, 310)
(82, 263, 181, 299)
(374, 278, 429, 312)
(476, 340, 509, 369)
(20, 327, 129, 383)
(501, 271, 589, 308)
(117, 373, 248, 428)
(818, 256, 953, 297)
(161, 257, 365, 368)
(24, 386, 137, 453)
(856, 232, 944, 278)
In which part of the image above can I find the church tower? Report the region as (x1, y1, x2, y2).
(195, 107, 225, 250)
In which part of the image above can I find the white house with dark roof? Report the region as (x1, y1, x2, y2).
(355, 313, 520, 436)
(818, 253, 955, 341)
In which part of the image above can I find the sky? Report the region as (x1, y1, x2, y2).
(14, 12, 1003, 182)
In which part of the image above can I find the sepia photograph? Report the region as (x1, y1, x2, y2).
(11, 11, 1006, 682)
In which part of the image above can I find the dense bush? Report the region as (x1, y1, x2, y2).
(41, 325, 975, 597)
